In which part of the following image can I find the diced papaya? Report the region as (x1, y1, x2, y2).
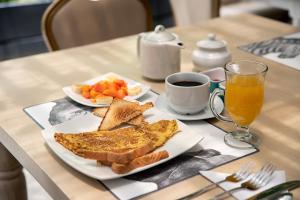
(116, 89, 127, 99)
(78, 78, 129, 102)
(95, 93, 106, 98)
(90, 89, 99, 98)
(121, 86, 128, 95)
(81, 85, 91, 93)
(101, 80, 109, 90)
(93, 83, 104, 92)
(114, 79, 127, 87)
(82, 91, 91, 99)
(108, 82, 119, 91)
(104, 87, 118, 97)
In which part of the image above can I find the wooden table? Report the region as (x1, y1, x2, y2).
(0, 14, 299, 200)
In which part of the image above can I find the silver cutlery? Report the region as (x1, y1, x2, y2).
(177, 162, 254, 200)
(247, 180, 300, 200)
(210, 163, 276, 200)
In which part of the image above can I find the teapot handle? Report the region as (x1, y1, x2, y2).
(137, 33, 144, 59)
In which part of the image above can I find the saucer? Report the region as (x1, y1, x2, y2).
(155, 93, 224, 121)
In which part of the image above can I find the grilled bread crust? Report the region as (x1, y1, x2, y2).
(143, 119, 179, 148)
(111, 150, 169, 174)
(96, 120, 179, 168)
(93, 102, 153, 118)
(94, 101, 153, 127)
(55, 126, 156, 164)
(55, 120, 178, 166)
(98, 98, 142, 130)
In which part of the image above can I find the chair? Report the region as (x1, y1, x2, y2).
(170, 0, 220, 26)
(42, 0, 152, 51)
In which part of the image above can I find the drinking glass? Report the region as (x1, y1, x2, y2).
(209, 60, 268, 149)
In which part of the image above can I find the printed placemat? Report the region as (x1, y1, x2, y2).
(239, 32, 300, 71)
(24, 91, 258, 200)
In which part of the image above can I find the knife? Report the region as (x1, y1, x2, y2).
(247, 180, 300, 200)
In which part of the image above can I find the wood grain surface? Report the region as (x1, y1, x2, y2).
(0, 14, 299, 200)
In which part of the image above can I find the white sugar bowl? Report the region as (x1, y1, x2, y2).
(192, 33, 231, 71)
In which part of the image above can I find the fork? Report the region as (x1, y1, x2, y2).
(177, 162, 254, 200)
(210, 163, 276, 200)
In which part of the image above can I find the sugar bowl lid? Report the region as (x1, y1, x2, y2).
(197, 33, 227, 49)
(145, 25, 176, 42)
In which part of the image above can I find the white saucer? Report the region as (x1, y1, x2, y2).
(155, 93, 224, 121)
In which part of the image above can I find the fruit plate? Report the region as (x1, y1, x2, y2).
(41, 107, 204, 180)
(62, 72, 151, 107)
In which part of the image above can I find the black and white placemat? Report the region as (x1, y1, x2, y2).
(239, 32, 300, 71)
(24, 91, 258, 200)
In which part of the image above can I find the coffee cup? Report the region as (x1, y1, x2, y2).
(165, 72, 210, 114)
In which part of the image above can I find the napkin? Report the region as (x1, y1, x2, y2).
(199, 170, 286, 200)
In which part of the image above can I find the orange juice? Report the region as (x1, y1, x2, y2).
(225, 75, 264, 126)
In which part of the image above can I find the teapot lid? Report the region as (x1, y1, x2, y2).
(197, 33, 227, 49)
(145, 25, 176, 42)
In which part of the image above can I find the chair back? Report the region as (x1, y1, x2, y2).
(42, 0, 152, 51)
(170, 0, 220, 26)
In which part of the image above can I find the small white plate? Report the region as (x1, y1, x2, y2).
(63, 72, 151, 107)
(155, 93, 224, 121)
(42, 107, 204, 180)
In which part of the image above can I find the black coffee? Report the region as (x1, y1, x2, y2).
(172, 81, 203, 87)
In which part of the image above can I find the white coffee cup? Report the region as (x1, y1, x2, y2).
(165, 72, 210, 114)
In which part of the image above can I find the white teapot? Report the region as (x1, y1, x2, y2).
(192, 33, 231, 71)
(138, 25, 184, 80)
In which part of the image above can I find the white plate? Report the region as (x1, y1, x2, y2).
(41, 107, 204, 180)
(155, 93, 224, 121)
(63, 72, 151, 107)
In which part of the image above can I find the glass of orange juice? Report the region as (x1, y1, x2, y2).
(209, 60, 268, 149)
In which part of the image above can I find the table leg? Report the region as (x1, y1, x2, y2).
(0, 143, 27, 200)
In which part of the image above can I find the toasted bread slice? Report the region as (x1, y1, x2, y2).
(140, 102, 154, 112)
(55, 120, 179, 165)
(127, 115, 146, 126)
(98, 98, 142, 130)
(93, 107, 108, 118)
(98, 99, 153, 130)
(97, 120, 179, 166)
(111, 150, 169, 174)
(94, 110, 146, 126)
(55, 126, 155, 164)
(93, 102, 154, 118)
(143, 120, 179, 148)
(93, 102, 153, 126)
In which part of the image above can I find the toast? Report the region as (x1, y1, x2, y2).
(55, 120, 179, 165)
(93, 102, 153, 126)
(97, 120, 179, 167)
(127, 115, 146, 126)
(144, 119, 179, 148)
(55, 126, 155, 164)
(98, 99, 153, 130)
(93, 107, 108, 118)
(110, 150, 169, 174)
(93, 102, 153, 118)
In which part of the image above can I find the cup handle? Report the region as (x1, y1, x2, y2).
(209, 88, 233, 123)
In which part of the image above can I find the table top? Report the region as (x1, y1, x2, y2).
(0, 14, 299, 200)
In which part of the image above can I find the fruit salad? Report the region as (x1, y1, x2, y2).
(72, 76, 142, 104)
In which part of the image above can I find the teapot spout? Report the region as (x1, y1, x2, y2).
(177, 42, 184, 48)
(166, 40, 184, 49)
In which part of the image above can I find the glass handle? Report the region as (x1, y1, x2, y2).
(209, 88, 233, 123)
